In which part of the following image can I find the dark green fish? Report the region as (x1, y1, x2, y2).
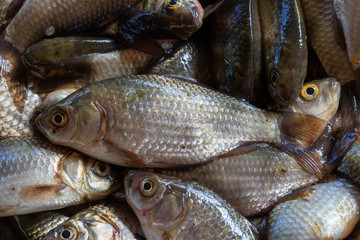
(259, 0, 307, 105)
(211, 0, 263, 105)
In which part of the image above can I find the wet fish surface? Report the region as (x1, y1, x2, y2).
(160, 144, 317, 216)
(43, 201, 142, 240)
(301, 0, 356, 84)
(210, 0, 263, 105)
(125, 170, 259, 239)
(36, 74, 328, 173)
(334, 0, 360, 69)
(268, 178, 360, 240)
(259, 0, 307, 105)
(0, 136, 121, 216)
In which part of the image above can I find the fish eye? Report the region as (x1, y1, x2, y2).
(270, 69, 280, 87)
(166, 0, 180, 9)
(59, 227, 75, 239)
(51, 109, 68, 128)
(301, 83, 319, 101)
(140, 177, 158, 197)
(93, 161, 111, 177)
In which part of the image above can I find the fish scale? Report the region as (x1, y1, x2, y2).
(268, 178, 360, 239)
(125, 171, 259, 239)
(4, 0, 136, 51)
(0, 136, 121, 216)
(301, 0, 356, 84)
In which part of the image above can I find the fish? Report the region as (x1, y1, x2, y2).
(338, 137, 360, 184)
(43, 201, 143, 240)
(101, 0, 204, 55)
(22, 37, 177, 85)
(334, 0, 360, 70)
(0, 136, 121, 216)
(35, 74, 329, 175)
(301, 0, 356, 84)
(158, 77, 340, 216)
(249, 215, 267, 240)
(210, 0, 263, 105)
(125, 170, 259, 240)
(3, 0, 203, 53)
(148, 34, 215, 88)
(258, 0, 307, 105)
(0, 67, 41, 137)
(12, 205, 88, 240)
(267, 178, 360, 239)
(280, 78, 341, 122)
(159, 144, 318, 216)
(0, 0, 24, 34)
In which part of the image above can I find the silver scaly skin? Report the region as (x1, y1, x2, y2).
(0, 136, 121, 216)
(268, 178, 360, 240)
(125, 170, 258, 240)
(43, 202, 142, 240)
(36, 74, 328, 169)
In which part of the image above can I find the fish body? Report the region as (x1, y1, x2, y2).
(148, 36, 214, 87)
(334, 0, 360, 69)
(211, 0, 263, 104)
(43, 202, 142, 240)
(125, 170, 259, 240)
(0, 136, 121, 216)
(259, 0, 307, 105)
(301, 0, 356, 84)
(338, 138, 360, 184)
(161, 145, 317, 216)
(22, 37, 177, 85)
(36, 74, 327, 169)
(0, 71, 41, 137)
(0, 0, 24, 34)
(268, 178, 360, 239)
(3, 0, 203, 52)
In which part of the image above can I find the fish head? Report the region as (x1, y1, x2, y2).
(60, 153, 121, 200)
(125, 171, 187, 231)
(157, 0, 204, 39)
(36, 91, 103, 147)
(287, 78, 341, 121)
(43, 210, 120, 240)
(267, 43, 306, 106)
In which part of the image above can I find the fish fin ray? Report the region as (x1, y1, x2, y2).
(20, 184, 67, 200)
(280, 112, 330, 147)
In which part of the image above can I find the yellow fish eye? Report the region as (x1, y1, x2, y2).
(51, 109, 68, 128)
(140, 177, 158, 197)
(166, 0, 180, 9)
(93, 161, 111, 177)
(301, 83, 319, 101)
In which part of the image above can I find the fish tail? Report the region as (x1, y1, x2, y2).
(0, 35, 27, 113)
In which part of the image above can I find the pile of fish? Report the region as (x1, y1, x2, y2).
(2, 0, 360, 239)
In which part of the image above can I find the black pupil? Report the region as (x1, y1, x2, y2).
(42, 68, 50, 75)
(99, 164, 107, 172)
(61, 230, 71, 239)
(271, 73, 277, 82)
(54, 114, 63, 124)
(144, 182, 152, 191)
(169, 0, 177, 5)
(306, 87, 315, 95)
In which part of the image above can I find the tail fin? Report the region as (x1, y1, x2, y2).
(0, 36, 27, 113)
